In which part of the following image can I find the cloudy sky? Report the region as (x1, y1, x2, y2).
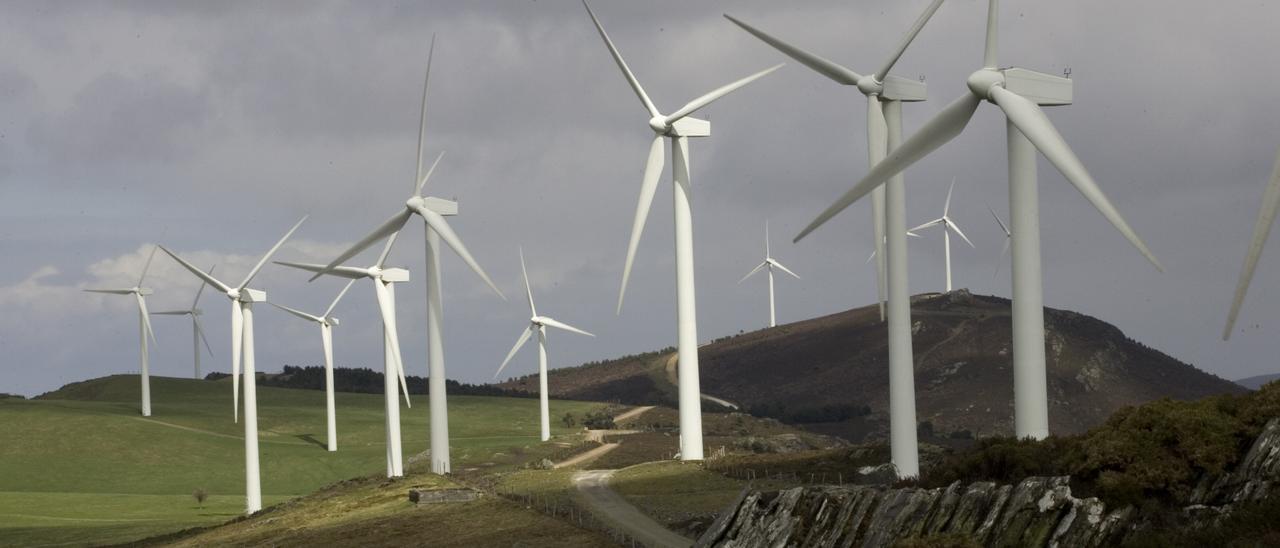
(2, 0, 1278, 397)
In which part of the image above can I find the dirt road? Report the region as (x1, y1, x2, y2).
(572, 469, 693, 548)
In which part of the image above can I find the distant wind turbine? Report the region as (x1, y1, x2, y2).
(159, 215, 308, 515)
(584, 0, 781, 461)
(910, 178, 974, 293)
(987, 204, 1012, 279)
(493, 249, 595, 442)
(739, 222, 800, 328)
(277, 237, 413, 477)
(795, 0, 1161, 443)
(152, 264, 216, 380)
(84, 245, 160, 416)
(269, 279, 357, 453)
(310, 37, 505, 475)
(1224, 147, 1280, 340)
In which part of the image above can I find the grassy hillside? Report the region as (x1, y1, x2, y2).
(0, 375, 606, 547)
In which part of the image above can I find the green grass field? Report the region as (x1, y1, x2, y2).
(0, 375, 605, 547)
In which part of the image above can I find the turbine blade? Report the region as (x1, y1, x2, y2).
(618, 135, 665, 313)
(309, 209, 413, 282)
(494, 326, 535, 379)
(83, 288, 137, 295)
(583, 1, 661, 118)
(277, 261, 369, 280)
(519, 247, 536, 317)
(771, 259, 801, 280)
(415, 151, 445, 196)
(373, 280, 411, 407)
(738, 261, 767, 284)
(136, 293, 157, 346)
(866, 249, 876, 264)
(946, 218, 976, 248)
(764, 220, 770, 258)
(270, 302, 322, 324)
(909, 218, 944, 233)
(984, 0, 999, 68)
(150, 310, 190, 315)
(794, 93, 981, 242)
(374, 227, 401, 270)
(994, 237, 1011, 279)
(873, 0, 946, 81)
(414, 35, 435, 189)
(943, 177, 956, 216)
(412, 205, 506, 300)
(539, 316, 595, 337)
(231, 301, 243, 423)
(194, 315, 214, 357)
(159, 247, 231, 294)
(663, 63, 783, 125)
(137, 245, 158, 287)
(987, 203, 1011, 236)
(191, 264, 215, 309)
(323, 279, 357, 318)
(990, 86, 1162, 271)
(240, 215, 309, 290)
(1224, 147, 1280, 340)
(723, 14, 861, 85)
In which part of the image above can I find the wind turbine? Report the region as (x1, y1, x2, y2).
(910, 178, 974, 293)
(84, 246, 160, 416)
(1224, 147, 1280, 340)
(988, 203, 1012, 279)
(725, 0, 945, 322)
(310, 38, 505, 476)
(159, 215, 308, 515)
(493, 249, 595, 442)
(584, 1, 781, 462)
(269, 279, 356, 453)
(277, 237, 414, 477)
(731, 1, 945, 478)
(795, 0, 1162, 444)
(738, 222, 800, 328)
(151, 265, 216, 380)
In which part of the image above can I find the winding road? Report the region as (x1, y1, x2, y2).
(572, 469, 693, 548)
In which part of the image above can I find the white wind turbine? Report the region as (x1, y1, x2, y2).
(277, 237, 414, 477)
(493, 249, 595, 442)
(739, 222, 800, 328)
(725, 0, 945, 322)
(159, 215, 308, 515)
(310, 39, 505, 475)
(795, 0, 1162, 444)
(269, 279, 357, 453)
(84, 246, 160, 416)
(988, 203, 1012, 279)
(151, 264, 216, 380)
(584, 1, 781, 462)
(1224, 147, 1280, 340)
(910, 179, 974, 293)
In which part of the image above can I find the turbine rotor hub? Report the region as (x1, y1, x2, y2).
(856, 75, 883, 96)
(406, 195, 425, 210)
(648, 116, 670, 134)
(966, 69, 1005, 101)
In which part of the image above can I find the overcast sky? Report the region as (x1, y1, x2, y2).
(2, 0, 1278, 397)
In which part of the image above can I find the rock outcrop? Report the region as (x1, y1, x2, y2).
(698, 418, 1280, 547)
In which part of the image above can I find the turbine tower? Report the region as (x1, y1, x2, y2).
(493, 249, 595, 442)
(735, 0, 946, 478)
(795, 0, 1161, 443)
(584, 0, 782, 461)
(1224, 146, 1280, 340)
(159, 215, 308, 515)
(311, 39, 505, 475)
(910, 178, 974, 292)
(152, 264, 216, 380)
(84, 246, 160, 416)
(269, 279, 357, 452)
(739, 222, 800, 328)
(278, 237, 414, 476)
(726, 0, 945, 322)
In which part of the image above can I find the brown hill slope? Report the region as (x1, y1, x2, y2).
(497, 291, 1244, 441)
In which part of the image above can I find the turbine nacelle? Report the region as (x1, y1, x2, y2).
(234, 288, 267, 303)
(968, 68, 1072, 106)
(651, 116, 711, 138)
(135, 287, 154, 296)
(370, 267, 411, 283)
(406, 195, 459, 217)
(326, 317, 340, 327)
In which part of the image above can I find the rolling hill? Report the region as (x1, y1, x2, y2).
(1237, 373, 1280, 390)
(0, 375, 606, 547)
(498, 291, 1245, 442)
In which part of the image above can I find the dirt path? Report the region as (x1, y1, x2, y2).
(664, 353, 740, 410)
(572, 470, 693, 548)
(612, 405, 655, 424)
(553, 443, 620, 469)
(552, 405, 655, 469)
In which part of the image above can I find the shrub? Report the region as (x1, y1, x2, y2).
(193, 488, 208, 507)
